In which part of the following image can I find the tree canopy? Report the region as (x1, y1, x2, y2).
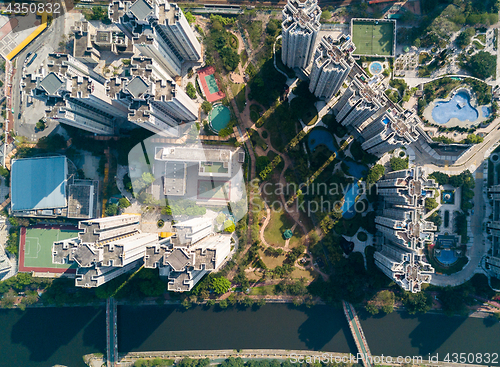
(367, 164, 385, 183)
(211, 277, 231, 294)
(467, 51, 497, 80)
(389, 157, 409, 171)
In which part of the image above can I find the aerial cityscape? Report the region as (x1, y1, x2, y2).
(0, 0, 500, 366)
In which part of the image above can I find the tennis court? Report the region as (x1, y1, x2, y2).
(197, 180, 231, 201)
(205, 74, 220, 94)
(19, 226, 79, 273)
(197, 66, 226, 103)
(351, 20, 395, 56)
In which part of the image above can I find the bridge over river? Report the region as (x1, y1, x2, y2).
(342, 300, 372, 367)
(106, 298, 118, 367)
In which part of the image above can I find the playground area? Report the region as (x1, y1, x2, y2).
(19, 226, 79, 274)
(351, 19, 395, 57)
(197, 66, 226, 103)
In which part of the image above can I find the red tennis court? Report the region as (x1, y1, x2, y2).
(197, 66, 225, 103)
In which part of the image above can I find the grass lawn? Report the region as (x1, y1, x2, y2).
(231, 83, 246, 113)
(473, 40, 485, 50)
(264, 209, 297, 247)
(241, 50, 248, 66)
(249, 284, 276, 295)
(291, 268, 316, 282)
(250, 104, 263, 123)
(477, 34, 486, 43)
(352, 20, 395, 56)
(258, 248, 286, 268)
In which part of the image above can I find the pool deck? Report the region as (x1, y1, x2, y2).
(423, 90, 491, 128)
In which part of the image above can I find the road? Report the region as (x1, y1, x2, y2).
(11, 12, 65, 139)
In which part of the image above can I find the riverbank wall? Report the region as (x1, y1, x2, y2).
(111, 349, 486, 367)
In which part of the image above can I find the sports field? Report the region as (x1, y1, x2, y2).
(205, 74, 219, 94)
(197, 66, 226, 103)
(19, 226, 79, 273)
(197, 180, 231, 201)
(352, 20, 395, 56)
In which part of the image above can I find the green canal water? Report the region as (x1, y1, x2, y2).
(0, 304, 499, 367)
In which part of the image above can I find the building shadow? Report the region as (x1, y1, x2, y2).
(10, 306, 105, 364)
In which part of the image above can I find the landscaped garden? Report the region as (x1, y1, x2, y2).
(250, 104, 263, 123)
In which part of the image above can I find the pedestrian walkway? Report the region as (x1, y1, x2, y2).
(343, 300, 372, 367)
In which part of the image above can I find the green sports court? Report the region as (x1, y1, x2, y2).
(20, 226, 79, 274)
(204, 74, 220, 94)
(351, 19, 395, 57)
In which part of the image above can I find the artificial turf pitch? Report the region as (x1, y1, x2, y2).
(21, 227, 79, 272)
(352, 21, 394, 56)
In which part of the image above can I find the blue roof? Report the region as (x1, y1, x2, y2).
(11, 156, 68, 211)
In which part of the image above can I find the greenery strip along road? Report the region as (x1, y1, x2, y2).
(116, 349, 486, 367)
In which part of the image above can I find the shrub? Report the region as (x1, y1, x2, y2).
(186, 82, 197, 99)
(389, 157, 409, 171)
(201, 101, 212, 114)
(367, 164, 385, 183)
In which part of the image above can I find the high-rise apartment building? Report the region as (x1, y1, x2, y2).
(374, 167, 437, 293)
(487, 185, 500, 278)
(23, 54, 198, 136)
(109, 0, 202, 78)
(52, 214, 159, 287)
(145, 218, 232, 291)
(281, 0, 321, 69)
(309, 35, 355, 99)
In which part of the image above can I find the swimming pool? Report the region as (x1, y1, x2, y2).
(209, 104, 231, 132)
(369, 62, 383, 75)
(342, 183, 359, 219)
(344, 161, 367, 179)
(431, 90, 478, 124)
(308, 128, 338, 154)
(436, 248, 458, 265)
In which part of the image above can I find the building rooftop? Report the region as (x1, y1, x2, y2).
(39, 73, 64, 96)
(11, 156, 68, 211)
(155, 147, 231, 162)
(127, 76, 149, 98)
(129, 0, 153, 21)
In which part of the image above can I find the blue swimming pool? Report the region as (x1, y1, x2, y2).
(209, 104, 231, 132)
(369, 62, 383, 75)
(342, 183, 359, 219)
(344, 161, 367, 179)
(482, 106, 491, 118)
(436, 249, 458, 265)
(431, 90, 478, 124)
(308, 128, 338, 154)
